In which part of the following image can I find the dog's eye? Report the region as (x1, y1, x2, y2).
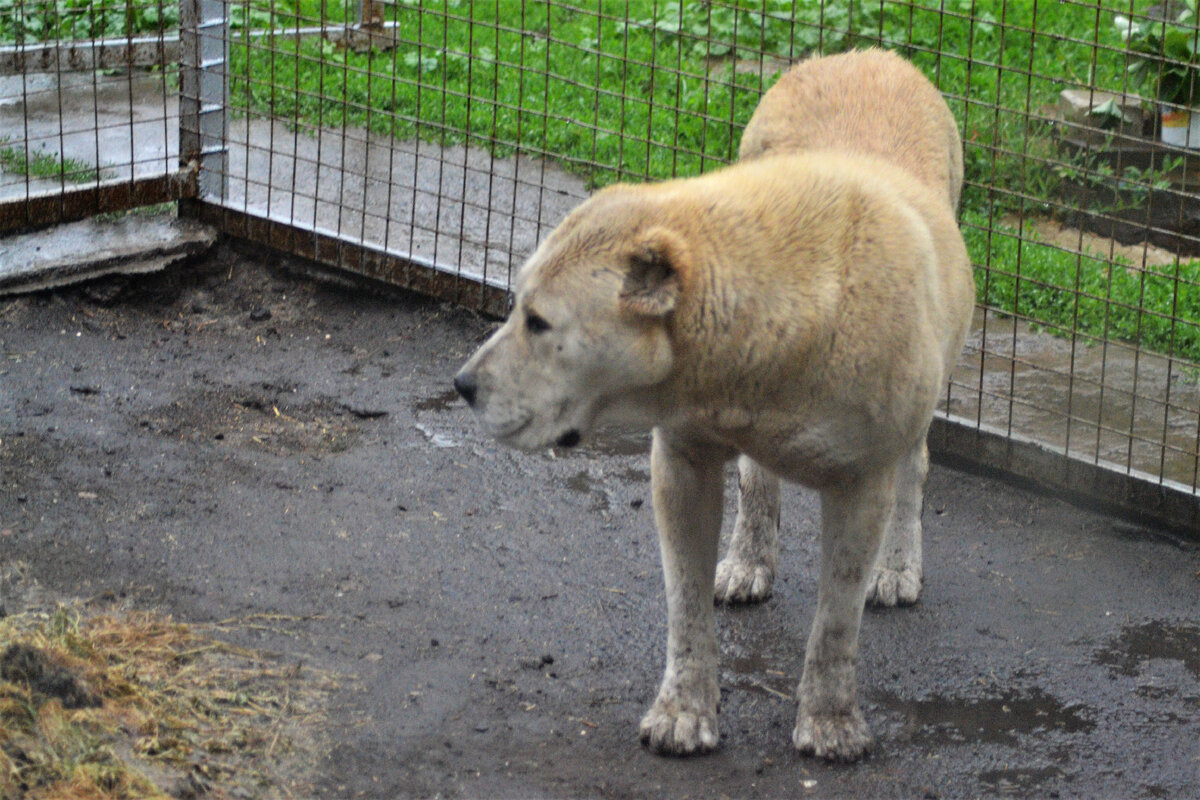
(525, 313, 551, 334)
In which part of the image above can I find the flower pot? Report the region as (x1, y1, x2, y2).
(1160, 105, 1200, 147)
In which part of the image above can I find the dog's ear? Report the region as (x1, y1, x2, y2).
(621, 227, 684, 318)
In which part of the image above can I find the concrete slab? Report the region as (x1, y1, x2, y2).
(0, 213, 215, 295)
(221, 116, 589, 289)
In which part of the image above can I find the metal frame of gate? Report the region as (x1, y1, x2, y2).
(0, 34, 194, 231)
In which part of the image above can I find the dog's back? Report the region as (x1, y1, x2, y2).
(738, 48, 963, 210)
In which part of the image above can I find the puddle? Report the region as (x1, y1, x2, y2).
(564, 470, 610, 513)
(617, 466, 650, 483)
(874, 687, 1095, 748)
(411, 389, 462, 413)
(724, 654, 795, 701)
(565, 471, 595, 495)
(566, 429, 651, 458)
(413, 422, 458, 448)
(978, 765, 1066, 796)
(1093, 620, 1200, 681)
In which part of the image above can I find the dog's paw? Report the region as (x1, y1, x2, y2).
(866, 565, 921, 607)
(713, 558, 774, 604)
(793, 709, 872, 763)
(639, 704, 719, 756)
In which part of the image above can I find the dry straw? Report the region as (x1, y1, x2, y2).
(1, 601, 340, 799)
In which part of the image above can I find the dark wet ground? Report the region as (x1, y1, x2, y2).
(1, 244, 1199, 799)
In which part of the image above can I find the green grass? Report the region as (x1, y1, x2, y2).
(0, 138, 102, 184)
(223, 0, 1138, 192)
(965, 212, 1200, 359)
(228, 1, 769, 184)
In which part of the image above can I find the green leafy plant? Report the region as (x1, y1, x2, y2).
(1053, 150, 1183, 213)
(966, 209, 1200, 360)
(0, 0, 180, 43)
(620, 0, 807, 59)
(1117, 0, 1200, 106)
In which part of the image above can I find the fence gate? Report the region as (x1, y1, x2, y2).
(5, 0, 1200, 530)
(0, 2, 194, 232)
(180, 0, 573, 318)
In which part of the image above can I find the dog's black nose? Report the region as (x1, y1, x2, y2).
(453, 372, 477, 406)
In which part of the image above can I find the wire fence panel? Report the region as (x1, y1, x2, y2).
(0, 0, 194, 231)
(4, 0, 1197, 524)
(183, 0, 1200, 524)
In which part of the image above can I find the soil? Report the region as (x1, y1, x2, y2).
(2, 242, 1199, 799)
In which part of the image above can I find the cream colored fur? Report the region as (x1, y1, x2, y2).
(455, 49, 973, 762)
(724, 48, 965, 610)
(740, 48, 964, 209)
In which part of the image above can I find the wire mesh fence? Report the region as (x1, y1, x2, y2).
(4, 0, 1200, 524)
(0, 0, 192, 230)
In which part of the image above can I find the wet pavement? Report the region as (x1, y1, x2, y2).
(1, 247, 1198, 798)
(951, 308, 1200, 492)
(0, 71, 178, 193)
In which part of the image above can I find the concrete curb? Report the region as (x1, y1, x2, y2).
(0, 214, 216, 295)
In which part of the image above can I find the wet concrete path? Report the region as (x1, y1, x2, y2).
(1, 249, 1198, 797)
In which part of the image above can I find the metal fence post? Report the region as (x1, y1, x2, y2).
(179, 0, 229, 204)
(358, 0, 386, 29)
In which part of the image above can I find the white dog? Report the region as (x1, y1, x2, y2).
(455, 49, 972, 761)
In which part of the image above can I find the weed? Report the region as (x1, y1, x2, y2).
(0, 0, 178, 43)
(0, 137, 102, 185)
(92, 202, 177, 222)
(965, 210, 1200, 359)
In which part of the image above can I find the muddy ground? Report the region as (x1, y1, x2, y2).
(1, 242, 1199, 799)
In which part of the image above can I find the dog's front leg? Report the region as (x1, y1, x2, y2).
(794, 467, 896, 762)
(639, 430, 725, 756)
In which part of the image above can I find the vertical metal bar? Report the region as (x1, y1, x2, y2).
(180, 0, 229, 203)
(358, 0, 384, 29)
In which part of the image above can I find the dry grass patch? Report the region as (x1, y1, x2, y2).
(0, 602, 340, 799)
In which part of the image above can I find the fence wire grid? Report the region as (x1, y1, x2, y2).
(4, 0, 1200, 525)
(0, 0, 189, 229)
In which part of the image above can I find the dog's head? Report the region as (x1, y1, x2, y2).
(454, 189, 686, 451)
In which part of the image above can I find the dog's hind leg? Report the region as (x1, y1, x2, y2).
(714, 455, 780, 604)
(866, 440, 926, 607)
